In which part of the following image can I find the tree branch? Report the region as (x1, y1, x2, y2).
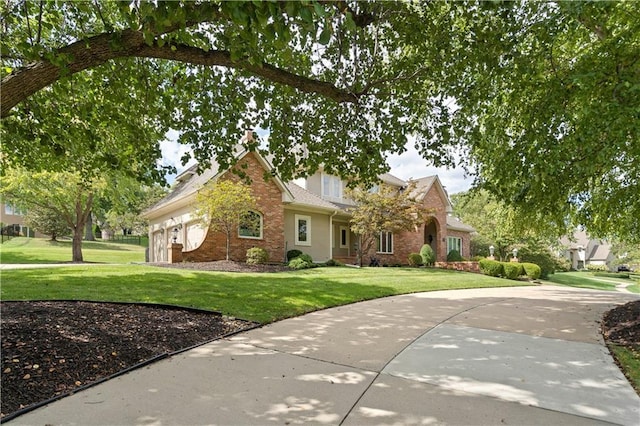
(1, 29, 358, 118)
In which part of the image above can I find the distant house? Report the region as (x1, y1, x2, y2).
(143, 146, 475, 265)
(559, 229, 615, 270)
(0, 200, 38, 237)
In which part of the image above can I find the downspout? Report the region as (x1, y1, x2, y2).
(329, 211, 338, 261)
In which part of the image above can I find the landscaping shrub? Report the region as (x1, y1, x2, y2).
(420, 244, 435, 266)
(446, 249, 463, 262)
(288, 257, 314, 270)
(522, 262, 541, 280)
(479, 259, 504, 277)
(586, 264, 608, 272)
(518, 249, 555, 279)
(324, 259, 344, 267)
(287, 249, 303, 261)
(246, 247, 269, 264)
(554, 256, 571, 272)
(408, 253, 423, 266)
(502, 262, 521, 280)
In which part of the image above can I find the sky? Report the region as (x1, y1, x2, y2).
(159, 131, 474, 195)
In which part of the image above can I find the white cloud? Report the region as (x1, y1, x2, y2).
(386, 144, 473, 194)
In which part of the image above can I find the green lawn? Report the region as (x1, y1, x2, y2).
(0, 265, 528, 323)
(0, 237, 145, 264)
(544, 271, 633, 291)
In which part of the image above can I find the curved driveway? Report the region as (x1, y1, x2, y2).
(10, 285, 640, 425)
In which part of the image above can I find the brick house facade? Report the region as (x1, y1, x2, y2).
(143, 149, 474, 264)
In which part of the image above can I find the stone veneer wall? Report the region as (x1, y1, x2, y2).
(182, 152, 286, 263)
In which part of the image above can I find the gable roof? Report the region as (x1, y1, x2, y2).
(143, 148, 293, 218)
(410, 175, 453, 213)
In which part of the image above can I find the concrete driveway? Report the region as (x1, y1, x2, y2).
(8, 285, 640, 425)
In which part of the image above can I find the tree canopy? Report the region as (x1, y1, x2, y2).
(1, 1, 638, 241)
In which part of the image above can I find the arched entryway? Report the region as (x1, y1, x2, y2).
(424, 219, 439, 260)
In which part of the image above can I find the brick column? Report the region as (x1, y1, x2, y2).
(168, 243, 183, 263)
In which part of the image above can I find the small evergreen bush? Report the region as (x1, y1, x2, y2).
(289, 257, 314, 269)
(522, 262, 541, 280)
(420, 244, 435, 266)
(408, 253, 423, 266)
(324, 259, 344, 267)
(287, 249, 303, 261)
(246, 247, 269, 264)
(479, 259, 504, 277)
(447, 249, 463, 262)
(502, 262, 522, 280)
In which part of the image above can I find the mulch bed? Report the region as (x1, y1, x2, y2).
(0, 301, 257, 419)
(148, 259, 291, 273)
(601, 299, 640, 394)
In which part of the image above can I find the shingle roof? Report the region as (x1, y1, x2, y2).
(446, 215, 476, 233)
(285, 182, 341, 211)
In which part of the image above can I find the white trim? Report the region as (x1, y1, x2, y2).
(377, 231, 393, 254)
(339, 226, 349, 249)
(295, 214, 311, 246)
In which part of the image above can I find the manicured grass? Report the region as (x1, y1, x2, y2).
(609, 345, 640, 394)
(0, 265, 528, 323)
(544, 271, 630, 291)
(0, 237, 145, 264)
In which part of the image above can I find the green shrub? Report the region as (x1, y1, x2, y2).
(420, 244, 435, 266)
(586, 264, 608, 272)
(297, 253, 313, 263)
(324, 258, 344, 267)
(408, 253, 423, 266)
(479, 259, 504, 277)
(554, 256, 571, 272)
(522, 262, 541, 280)
(246, 247, 269, 264)
(502, 262, 521, 280)
(289, 257, 314, 270)
(287, 249, 303, 261)
(518, 248, 556, 279)
(447, 249, 463, 262)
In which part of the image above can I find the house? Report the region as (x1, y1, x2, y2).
(143, 147, 475, 265)
(0, 199, 39, 237)
(558, 229, 615, 270)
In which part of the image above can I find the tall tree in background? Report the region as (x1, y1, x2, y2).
(2, 1, 638, 241)
(192, 180, 257, 261)
(348, 182, 430, 266)
(1, 169, 105, 261)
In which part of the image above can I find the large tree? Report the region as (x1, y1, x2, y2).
(1, 1, 638, 241)
(1, 169, 104, 261)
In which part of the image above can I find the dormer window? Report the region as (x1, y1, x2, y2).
(322, 173, 342, 199)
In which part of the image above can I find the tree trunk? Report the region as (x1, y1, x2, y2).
(72, 226, 84, 262)
(225, 231, 231, 261)
(84, 212, 95, 241)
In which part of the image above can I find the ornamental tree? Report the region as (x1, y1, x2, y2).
(192, 179, 257, 261)
(348, 182, 431, 266)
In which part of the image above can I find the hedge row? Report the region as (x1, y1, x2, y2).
(478, 259, 541, 280)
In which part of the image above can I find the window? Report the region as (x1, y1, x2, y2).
(322, 174, 342, 199)
(340, 226, 349, 248)
(377, 231, 393, 254)
(447, 237, 462, 255)
(295, 214, 311, 246)
(4, 203, 24, 216)
(238, 211, 263, 239)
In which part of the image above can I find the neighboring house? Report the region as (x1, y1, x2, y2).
(0, 200, 38, 237)
(559, 229, 615, 270)
(143, 148, 475, 265)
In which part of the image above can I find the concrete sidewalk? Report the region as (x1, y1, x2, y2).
(9, 285, 640, 425)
